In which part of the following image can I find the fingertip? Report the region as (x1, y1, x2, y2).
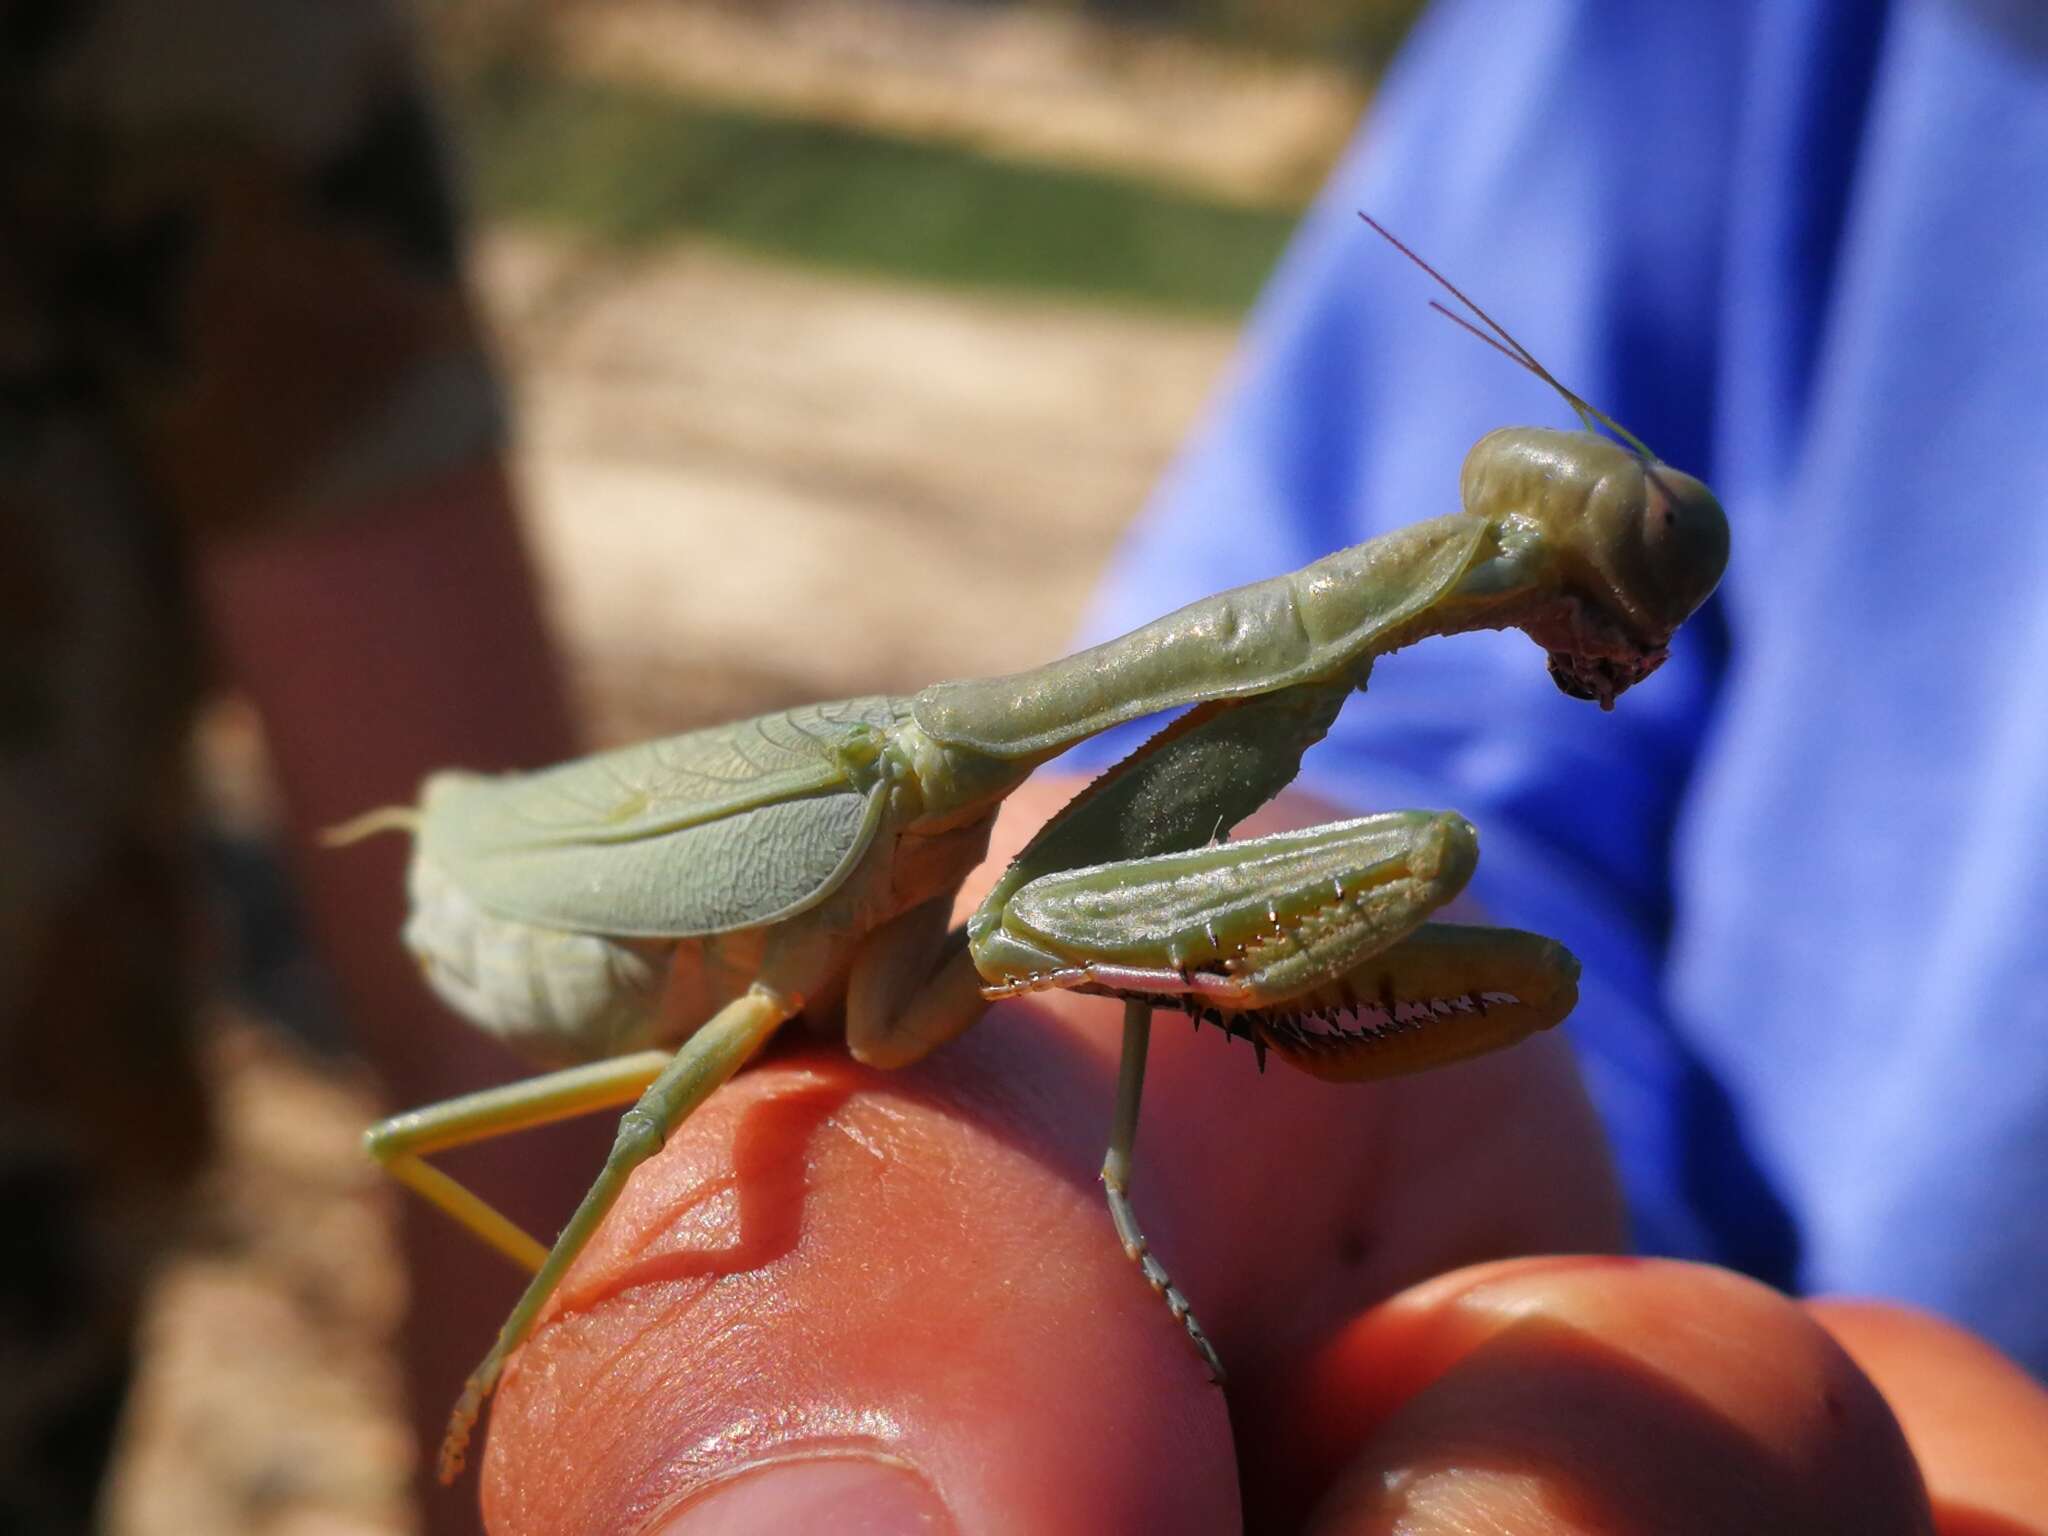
(1292, 1257, 1933, 1536)
(1808, 1297, 2048, 1533)
(1244, 1255, 1632, 1517)
(476, 1037, 1236, 1533)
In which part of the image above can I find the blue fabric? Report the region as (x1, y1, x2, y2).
(1073, 0, 2048, 1372)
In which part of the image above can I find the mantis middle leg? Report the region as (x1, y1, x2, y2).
(966, 678, 1356, 1368)
(1105, 998, 1225, 1380)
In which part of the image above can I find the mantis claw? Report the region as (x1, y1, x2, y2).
(439, 1376, 486, 1484)
(1097, 1001, 1227, 1382)
(1104, 1162, 1226, 1385)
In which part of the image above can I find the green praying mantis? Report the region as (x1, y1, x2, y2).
(335, 218, 1730, 1482)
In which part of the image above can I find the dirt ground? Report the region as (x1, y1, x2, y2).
(551, 0, 1368, 207)
(100, 234, 1239, 1533)
(487, 232, 1239, 744)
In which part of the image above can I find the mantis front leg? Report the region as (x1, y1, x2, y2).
(979, 815, 1579, 1375)
(966, 685, 1579, 1373)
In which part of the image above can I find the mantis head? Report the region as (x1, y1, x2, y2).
(1360, 213, 1731, 706)
(1460, 426, 1729, 705)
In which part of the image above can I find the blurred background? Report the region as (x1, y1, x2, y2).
(100, 2, 1424, 1530)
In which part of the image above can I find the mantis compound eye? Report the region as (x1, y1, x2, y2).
(1634, 462, 1731, 639)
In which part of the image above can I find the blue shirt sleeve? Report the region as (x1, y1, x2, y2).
(1073, 0, 2048, 1372)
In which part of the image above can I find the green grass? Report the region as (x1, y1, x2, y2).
(457, 73, 1304, 314)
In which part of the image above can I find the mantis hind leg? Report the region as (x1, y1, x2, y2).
(845, 895, 988, 1071)
(1104, 998, 1225, 1383)
(367, 1050, 677, 1272)
(439, 983, 797, 1482)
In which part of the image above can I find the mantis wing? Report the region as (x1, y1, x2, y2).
(418, 697, 909, 938)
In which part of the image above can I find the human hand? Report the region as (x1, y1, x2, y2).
(470, 784, 2045, 1534)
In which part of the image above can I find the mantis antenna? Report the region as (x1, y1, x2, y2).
(1358, 211, 1661, 464)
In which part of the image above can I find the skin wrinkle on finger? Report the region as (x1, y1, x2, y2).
(826, 1104, 910, 1169)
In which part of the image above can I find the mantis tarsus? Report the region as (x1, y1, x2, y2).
(337, 218, 1730, 1482)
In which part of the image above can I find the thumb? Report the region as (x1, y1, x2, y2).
(473, 1018, 1235, 1534)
